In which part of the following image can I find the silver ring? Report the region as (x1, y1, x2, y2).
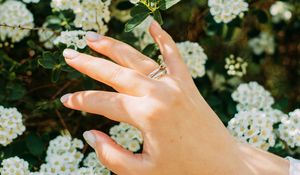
(148, 64, 167, 80)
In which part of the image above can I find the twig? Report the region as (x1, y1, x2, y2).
(0, 23, 60, 34)
(51, 81, 73, 100)
(55, 109, 70, 135)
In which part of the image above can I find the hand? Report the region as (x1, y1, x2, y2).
(60, 21, 285, 175)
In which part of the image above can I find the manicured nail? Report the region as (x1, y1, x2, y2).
(86, 31, 102, 42)
(63, 49, 79, 59)
(60, 93, 72, 103)
(83, 131, 96, 149)
(151, 20, 161, 29)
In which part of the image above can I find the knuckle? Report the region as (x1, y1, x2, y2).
(109, 66, 124, 84)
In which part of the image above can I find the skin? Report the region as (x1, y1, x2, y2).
(61, 20, 289, 175)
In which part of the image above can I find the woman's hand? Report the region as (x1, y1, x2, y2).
(60, 21, 288, 175)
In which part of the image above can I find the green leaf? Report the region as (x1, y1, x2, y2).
(38, 58, 57, 69)
(130, 3, 150, 16)
(142, 44, 158, 58)
(159, 0, 180, 10)
(51, 68, 61, 83)
(153, 10, 163, 25)
(25, 134, 45, 157)
(125, 12, 150, 32)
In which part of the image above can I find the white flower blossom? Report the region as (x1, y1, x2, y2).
(278, 109, 300, 148)
(109, 123, 143, 152)
(270, 1, 293, 23)
(81, 152, 111, 175)
(0, 106, 26, 146)
(0, 0, 34, 43)
(38, 23, 57, 49)
(248, 32, 275, 55)
(228, 109, 276, 150)
(232, 82, 274, 112)
(208, 0, 248, 23)
(50, 0, 81, 12)
(129, 0, 140, 4)
(33, 135, 84, 175)
(225, 54, 248, 77)
(54, 30, 87, 49)
(132, 16, 154, 49)
(73, 0, 111, 34)
(0, 157, 30, 175)
(176, 41, 208, 78)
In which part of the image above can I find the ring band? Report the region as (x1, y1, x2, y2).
(148, 65, 167, 80)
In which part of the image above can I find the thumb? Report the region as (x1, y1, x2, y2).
(83, 130, 144, 174)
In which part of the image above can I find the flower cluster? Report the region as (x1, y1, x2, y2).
(50, 0, 81, 12)
(208, 0, 248, 23)
(248, 32, 275, 55)
(224, 54, 248, 77)
(278, 109, 300, 148)
(227, 109, 276, 150)
(0, 0, 34, 43)
(132, 16, 154, 49)
(0, 157, 30, 175)
(270, 1, 293, 23)
(34, 135, 84, 174)
(176, 41, 208, 78)
(54, 30, 87, 49)
(109, 122, 143, 152)
(81, 152, 111, 175)
(0, 106, 26, 146)
(231, 82, 274, 112)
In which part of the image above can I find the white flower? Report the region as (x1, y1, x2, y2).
(33, 135, 84, 175)
(224, 54, 248, 77)
(129, 0, 140, 4)
(50, 0, 81, 12)
(109, 123, 143, 152)
(22, 0, 40, 3)
(208, 0, 248, 23)
(232, 82, 274, 112)
(132, 16, 154, 49)
(278, 109, 300, 148)
(54, 30, 87, 49)
(0, 0, 34, 43)
(0, 157, 30, 175)
(73, 0, 111, 34)
(0, 106, 26, 146)
(270, 1, 293, 23)
(248, 32, 275, 55)
(38, 23, 57, 49)
(228, 109, 275, 150)
(82, 152, 111, 175)
(176, 41, 208, 78)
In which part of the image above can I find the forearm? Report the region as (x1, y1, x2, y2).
(237, 143, 289, 175)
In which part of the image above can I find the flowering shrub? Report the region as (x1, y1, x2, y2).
(0, 0, 299, 174)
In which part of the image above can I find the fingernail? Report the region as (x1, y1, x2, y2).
(86, 31, 102, 42)
(83, 131, 96, 149)
(63, 49, 79, 59)
(151, 20, 161, 29)
(60, 93, 72, 103)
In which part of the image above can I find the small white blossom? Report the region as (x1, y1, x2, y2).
(82, 152, 111, 175)
(132, 16, 154, 49)
(248, 32, 275, 55)
(0, 157, 30, 175)
(278, 109, 300, 148)
(232, 82, 274, 112)
(73, 0, 111, 34)
(0, 106, 26, 146)
(225, 54, 248, 77)
(129, 0, 140, 4)
(54, 30, 87, 49)
(270, 1, 293, 23)
(228, 109, 275, 150)
(109, 123, 143, 152)
(176, 41, 208, 78)
(0, 0, 34, 43)
(33, 135, 84, 175)
(50, 0, 81, 12)
(208, 0, 248, 23)
(38, 23, 57, 49)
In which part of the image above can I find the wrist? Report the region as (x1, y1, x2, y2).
(236, 143, 289, 175)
